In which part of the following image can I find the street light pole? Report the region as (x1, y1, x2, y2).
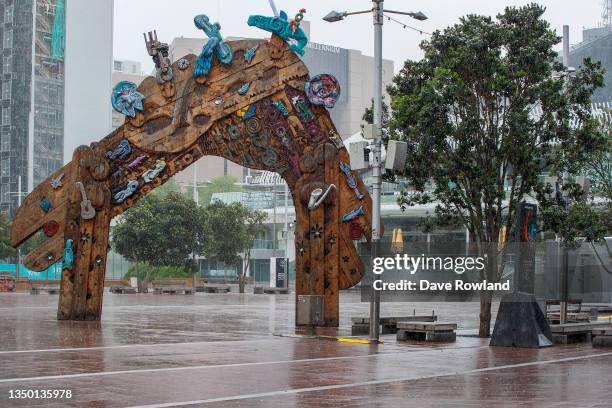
(369, 0, 384, 342)
(323, 1, 427, 343)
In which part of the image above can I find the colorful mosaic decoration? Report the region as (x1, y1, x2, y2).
(305, 74, 341, 109)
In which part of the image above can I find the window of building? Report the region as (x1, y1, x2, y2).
(2, 81, 10, 100)
(0, 158, 8, 177)
(0, 184, 8, 204)
(3, 55, 12, 73)
(2, 107, 10, 125)
(4, 5, 13, 24)
(0, 131, 9, 151)
(3, 29, 12, 49)
(114, 60, 122, 71)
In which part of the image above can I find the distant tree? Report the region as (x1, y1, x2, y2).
(198, 175, 242, 206)
(0, 213, 12, 260)
(389, 4, 605, 337)
(583, 124, 612, 204)
(203, 201, 266, 293)
(0, 214, 46, 263)
(111, 191, 208, 290)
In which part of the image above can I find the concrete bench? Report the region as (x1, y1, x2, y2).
(592, 328, 612, 348)
(30, 285, 60, 295)
(263, 288, 289, 294)
(199, 285, 231, 293)
(351, 315, 438, 335)
(110, 286, 137, 294)
(152, 280, 194, 295)
(550, 322, 612, 344)
(397, 321, 457, 342)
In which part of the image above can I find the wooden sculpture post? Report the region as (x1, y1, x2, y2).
(10, 13, 381, 326)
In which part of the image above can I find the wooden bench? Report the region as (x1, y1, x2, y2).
(199, 285, 231, 293)
(592, 328, 612, 347)
(30, 284, 60, 295)
(550, 322, 612, 344)
(397, 322, 457, 342)
(109, 286, 137, 294)
(351, 314, 438, 335)
(546, 299, 584, 323)
(152, 279, 194, 295)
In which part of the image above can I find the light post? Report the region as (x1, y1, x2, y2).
(324, 1, 427, 342)
(8, 176, 27, 280)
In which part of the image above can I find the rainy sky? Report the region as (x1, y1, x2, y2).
(114, 0, 603, 73)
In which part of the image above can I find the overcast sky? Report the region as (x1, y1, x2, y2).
(114, 0, 603, 74)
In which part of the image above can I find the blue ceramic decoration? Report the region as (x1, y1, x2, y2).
(247, 14, 308, 56)
(194, 15, 233, 79)
(238, 82, 251, 96)
(40, 197, 52, 213)
(271, 100, 289, 117)
(111, 81, 145, 118)
(62, 239, 74, 270)
(237, 104, 257, 119)
(142, 160, 167, 183)
(244, 45, 259, 64)
(106, 139, 132, 161)
(114, 180, 139, 204)
(341, 206, 365, 223)
(305, 74, 341, 108)
(340, 162, 364, 200)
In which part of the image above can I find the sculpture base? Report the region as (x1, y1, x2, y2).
(490, 292, 553, 348)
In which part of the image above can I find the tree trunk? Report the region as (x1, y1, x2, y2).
(479, 290, 493, 337)
(237, 261, 245, 293)
(192, 272, 197, 290)
(139, 269, 151, 293)
(223, 263, 227, 283)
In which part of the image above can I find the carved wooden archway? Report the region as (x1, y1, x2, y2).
(10, 16, 379, 327)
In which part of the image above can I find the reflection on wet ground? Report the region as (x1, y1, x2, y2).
(0, 290, 609, 407)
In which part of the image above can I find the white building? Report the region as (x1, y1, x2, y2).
(63, 0, 114, 162)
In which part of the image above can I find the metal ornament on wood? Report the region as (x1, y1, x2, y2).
(76, 182, 96, 220)
(308, 184, 335, 210)
(50, 173, 64, 189)
(144, 31, 174, 84)
(339, 162, 364, 200)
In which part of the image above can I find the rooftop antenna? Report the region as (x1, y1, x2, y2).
(268, 0, 279, 17)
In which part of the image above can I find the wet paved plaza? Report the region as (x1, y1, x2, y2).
(0, 290, 610, 407)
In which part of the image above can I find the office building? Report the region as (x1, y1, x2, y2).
(0, 0, 113, 216)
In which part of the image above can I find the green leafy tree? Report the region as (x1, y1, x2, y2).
(0, 213, 12, 260)
(203, 201, 266, 293)
(389, 4, 605, 337)
(111, 191, 208, 290)
(198, 175, 242, 207)
(1, 214, 46, 264)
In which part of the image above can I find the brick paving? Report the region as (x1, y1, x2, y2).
(0, 290, 610, 407)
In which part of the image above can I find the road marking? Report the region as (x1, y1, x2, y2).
(0, 338, 281, 355)
(126, 351, 612, 408)
(0, 353, 397, 384)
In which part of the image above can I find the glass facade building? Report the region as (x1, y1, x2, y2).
(0, 0, 65, 216)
